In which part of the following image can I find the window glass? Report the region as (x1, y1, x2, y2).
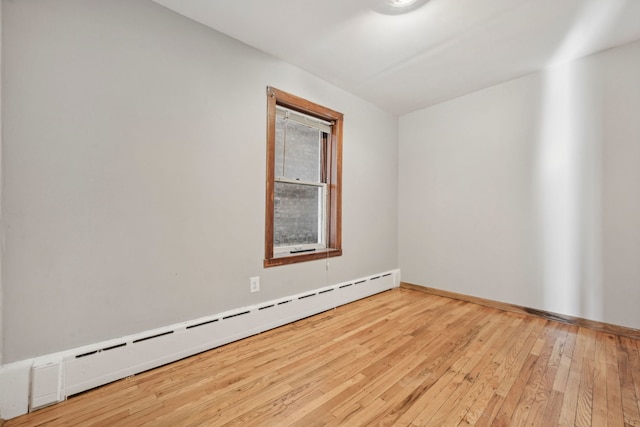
(275, 115, 321, 182)
(274, 182, 323, 247)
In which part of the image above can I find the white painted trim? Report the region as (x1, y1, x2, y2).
(31, 361, 63, 410)
(0, 361, 32, 420)
(0, 269, 399, 420)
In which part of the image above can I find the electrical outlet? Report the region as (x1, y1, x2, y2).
(250, 276, 260, 293)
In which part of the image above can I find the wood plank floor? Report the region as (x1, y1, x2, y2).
(5, 288, 640, 426)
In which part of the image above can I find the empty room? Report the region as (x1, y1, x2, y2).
(1, 0, 639, 425)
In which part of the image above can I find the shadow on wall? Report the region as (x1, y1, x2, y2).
(534, 1, 626, 322)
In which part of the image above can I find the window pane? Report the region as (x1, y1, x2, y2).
(275, 117, 321, 182)
(274, 182, 323, 247)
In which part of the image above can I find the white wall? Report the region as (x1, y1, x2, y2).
(601, 40, 640, 330)
(1, 0, 398, 363)
(399, 40, 640, 329)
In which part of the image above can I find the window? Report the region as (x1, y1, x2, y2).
(264, 87, 343, 267)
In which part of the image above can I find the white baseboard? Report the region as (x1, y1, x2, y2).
(0, 269, 399, 420)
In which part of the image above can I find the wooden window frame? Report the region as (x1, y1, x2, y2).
(264, 87, 343, 267)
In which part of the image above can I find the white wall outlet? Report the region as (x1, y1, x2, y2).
(250, 276, 260, 293)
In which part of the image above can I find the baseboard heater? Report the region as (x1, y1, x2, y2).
(19, 269, 400, 415)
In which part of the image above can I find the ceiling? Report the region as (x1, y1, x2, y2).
(152, 0, 640, 116)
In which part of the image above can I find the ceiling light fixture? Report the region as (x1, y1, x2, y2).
(373, 0, 430, 15)
(388, 0, 419, 7)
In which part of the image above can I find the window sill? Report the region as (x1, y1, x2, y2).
(264, 248, 342, 268)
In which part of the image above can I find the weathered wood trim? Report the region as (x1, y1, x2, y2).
(400, 282, 640, 340)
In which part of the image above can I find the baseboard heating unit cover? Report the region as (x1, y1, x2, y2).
(0, 269, 399, 419)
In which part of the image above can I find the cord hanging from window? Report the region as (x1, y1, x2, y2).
(281, 112, 288, 178)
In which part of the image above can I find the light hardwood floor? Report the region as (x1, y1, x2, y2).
(5, 288, 640, 426)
